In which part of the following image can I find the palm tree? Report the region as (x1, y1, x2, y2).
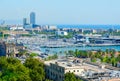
(64, 51, 68, 58)
(68, 50, 74, 56)
(87, 51, 93, 58)
(98, 49, 103, 55)
(105, 49, 109, 54)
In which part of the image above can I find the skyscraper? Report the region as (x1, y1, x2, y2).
(23, 18, 27, 25)
(30, 12, 35, 25)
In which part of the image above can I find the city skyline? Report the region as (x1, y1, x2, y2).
(0, 0, 120, 25)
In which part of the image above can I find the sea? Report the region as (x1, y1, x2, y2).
(57, 24, 120, 29)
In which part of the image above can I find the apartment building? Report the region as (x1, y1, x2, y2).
(0, 41, 16, 57)
(0, 41, 24, 57)
(44, 57, 120, 81)
(45, 58, 84, 81)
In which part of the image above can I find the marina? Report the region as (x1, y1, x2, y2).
(40, 45, 120, 55)
(6, 35, 120, 56)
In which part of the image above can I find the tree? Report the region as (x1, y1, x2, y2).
(64, 73, 77, 81)
(0, 57, 31, 81)
(29, 52, 38, 57)
(117, 54, 120, 62)
(0, 57, 51, 81)
(64, 51, 68, 58)
(18, 50, 28, 57)
(52, 54, 58, 59)
(87, 51, 93, 58)
(111, 57, 117, 66)
(74, 49, 79, 57)
(24, 58, 45, 81)
(102, 56, 110, 63)
(98, 49, 103, 55)
(91, 58, 97, 62)
(105, 49, 109, 54)
(45, 79, 53, 81)
(64, 73, 83, 81)
(45, 54, 58, 61)
(68, 50, 74, 56)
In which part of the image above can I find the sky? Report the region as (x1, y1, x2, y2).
(0, 0, 120, 25)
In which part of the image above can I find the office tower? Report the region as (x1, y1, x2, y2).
(30, 12, 35, 25)
(23, 18, 27, 25)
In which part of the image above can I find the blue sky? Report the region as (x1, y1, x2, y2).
(0, 0, 120, 24)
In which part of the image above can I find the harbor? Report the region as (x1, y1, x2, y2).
(40, 45, 120, 55)
(5, 34, 120, 56)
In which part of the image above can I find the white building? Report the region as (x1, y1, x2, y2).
(48, 25, 57, 30)
(44, 58, 111, 81)
(41, 25, 49, 30)
(56, 31, 68, 36)
(9, 25, 24, 30)
(45, 58, 84, 81)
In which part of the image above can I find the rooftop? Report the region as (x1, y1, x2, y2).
(44, 57, 109, 73)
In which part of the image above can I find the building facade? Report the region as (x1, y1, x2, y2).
(45, 58, 86, 81)
(0, 41, 24, 57)
(30, 12, 36, 25)
(23, 18, 27, 26)
(0, 41, 16, 57)
(55, 31, 68, 36)
(45, 58, 120, 81)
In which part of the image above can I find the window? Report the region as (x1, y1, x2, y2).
(51, 72, 52, 75)
(61, 68, 64, 73)
(74, 70, 75, 72)
(59, 75, 61, 79)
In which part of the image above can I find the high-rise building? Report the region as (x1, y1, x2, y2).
(23, 18, 27, 25)
(30, 12, 35, 25)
